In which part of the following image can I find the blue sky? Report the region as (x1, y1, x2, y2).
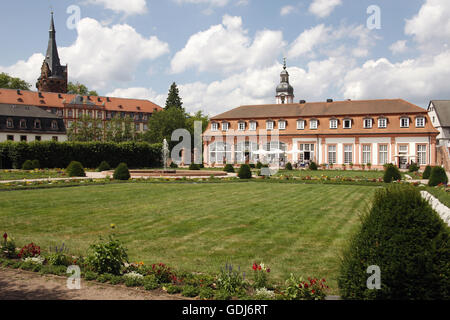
(1, 0, 449, 115)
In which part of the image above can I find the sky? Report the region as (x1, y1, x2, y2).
(0, 0, 449, 116)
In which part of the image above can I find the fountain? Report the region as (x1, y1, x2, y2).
(162, 138, 170, 171)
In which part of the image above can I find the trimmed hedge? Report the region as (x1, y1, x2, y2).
(383, 164, 401, 183)
(113, 163, 131, 181)
(238, 164, 252, 179)
(428, 166, 448, 186)
(285, 162, 293, 171)
(423, 165, 432, 179)
(0, 141, 162, 169)
(224, 164, 235, 173)
(309, 162, 318, 171)
(338, 185, 450, 300)
(97, 161, 111, 172)
(22, 160, 34, 170)
(66, 161, 86, 177)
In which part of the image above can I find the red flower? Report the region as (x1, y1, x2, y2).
(312, 290, 316, 294)
(252, 263, 257, 271)
(304, 283, 309, 288)
(266, 268, 270, 273)
(258, 266, 262, 271)
(2, 233, 7, 240)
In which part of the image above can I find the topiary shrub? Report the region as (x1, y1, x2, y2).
(224, 164, 235, 173)
(113, 163, 131, 181)
(338, 185, 450, 300)
(285, 162, 293, 171)
(256, 161, 263, 169)
(238, 164, 252, 179)
(31, 159, 40, 169)
(169, 162, 178, 169)
(428, 166, 448, 186)
(423, 165, 432, 179)
(309, 162, 318, 171)
(408, 162, 419, 172)
(22, 160, 34, 170)
(189, 163, 200, 170)
(66, 161, 86, 177)
(97, 161, 111, 172)
(383, 164, 401, 183)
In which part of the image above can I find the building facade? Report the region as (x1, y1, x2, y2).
(428, 100, 450, 147)
(203, 66, 439, 169)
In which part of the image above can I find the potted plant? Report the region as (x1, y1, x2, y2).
(361, 163, 366, 171)
(367, 163, 372, 170)
(342, 164, 347, 171)
(349, 162, 354, 170)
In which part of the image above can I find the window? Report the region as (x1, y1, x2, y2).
(6, 118, 13, 128)
(364, 119, 373, 129)
(278, 120, 286, 130)
(328, 145, 337, 164)
(35, 136, 41, 141)
(330, 119, 338, 129)
(20, 135, 27, 142)
(266, 121, 274, 130)
(238, 122, 246, 131)
(400, 117, 410, 128)
(209, 142, 232, 163)
(211, 123, 219, 131)
(416, 117, 425, 128)
(378, 118, 387, 128)
(98, 111, 103, 119)
(379, 145, 389, 165)
(310, 120, 318, 130)
(52, 136, 58, 142)
(399, 145, 408, 154)
(135, 123, 140, 131)
(78, 110, 83, 117)
(362, 145, 371, 164)
(297, 120, 305, 130)
(417, 145, 427, 165)
(88, 111, 93, 118)
(344, 145, 353, 164)
(68, 121, 73, 128)
(7, 135, 14, 141)
(20, 119, 27, 129)
(143, 124, 148, 131)
(343, 119, 352, 129)
(222, 122, 229, 132)
(34, 120, 41, 129)
(68, 110, 73, 117)
(249, 121, 257, 131)
(52, 121, 58, 130)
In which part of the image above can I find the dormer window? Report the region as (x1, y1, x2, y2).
(330, 119, 338, 129)
(378, 118, 387, 128)
(211, 122, 219, 132)
(6, 118, 13, 128)
(238, 122, 246, 131)
(266, 120, 274, 130)
(249, 121, 257, 131)
(310, 119, 318, 130)
(297, 120, 305, 130)
(51, 121, 58, 130)
(343, 119, 352, 129)
(34, 120, 41, 129)
(222, 122, 229, 132)
(416, 117, 425, 128)
(400, 117, 410, 128)
(278, 120, 286, 130)
(364, 118, 373, 129)
(20, 119, 27, 129)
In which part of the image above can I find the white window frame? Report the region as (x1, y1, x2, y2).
(222, 122, 229, 132)
(249, 121, 257, 131)
(310, 120, 318, 130)
(400, 117, 410, 128)
(238, 122, 246, 131)
(211, 123, 219, 132)
(297, 120, 305, 130)
(416, 117, 425, 128)
(417, 145, 427, 165)
(328, 145, 337, 164)
(344, 145, 353, 164)
(330, 119, 338, 129)
(378, 118, 387, 128)
(278, 120, 286, 130)
(362, 145, 371, 164)
(343, 119, 352, 129)
(266, 121, 274, 131)
(364, 119, 373, 129)
(379, 145, 389, 165)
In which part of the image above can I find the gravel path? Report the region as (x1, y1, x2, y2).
(0, 267, 186, 300)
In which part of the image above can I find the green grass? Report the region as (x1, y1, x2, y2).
(275, 169, 387, 179)
(423, 186, 450, 208)
(0, 170, 65, 181)
(0, 182, 376, 294)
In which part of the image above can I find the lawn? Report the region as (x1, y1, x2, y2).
(274, 169, 387, 179)
(0, 170, 65, 181)
(0, 182, 376, 294)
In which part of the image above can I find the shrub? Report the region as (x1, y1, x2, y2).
(256, 161, 263, 169)
(249, 164, 255, 169)
(2, 233, 17, 259)
(97, 273, 113, 283)
(428, 166, 448, 187)
(383, 164, 401, 183)
(97, 161, 111, 172)
(39, 265, 67, 276)
(224, 164, 235, 173)
(66, 161, 86, 177)
(189, 163, 200, 170)
(182, 285, 200, 298)
(285, 162, 293, 171)
(282, 274, 328, 300)
(309, 162, 318, 171)
(84, 271, 98, 281)
(22, 160, 34, 170)
(110, 275, 124, 285)
(252, 262, 271, 289)
(338, 185, 450, 300)
(143, 275, 160, 290)
(31, 159, 40, 169)
(165, 284, 182, 294)
(199, 287, 215, 300)
(423, 165, 432, 179)
(47, 252, 71, 267)
(149, 263, 175, 284)
(86, 235, 128, 275)
(113, 163, 131, 181)
(169, 162, 178, 169)
(238, 164, 252, 179)
(18, 243, 41, 259)
(408, 162, 419, 172)
(124, 272, 144, 287)
(217, 263, 246, 296)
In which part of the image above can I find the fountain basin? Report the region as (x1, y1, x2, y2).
(105, 170, 229, 178)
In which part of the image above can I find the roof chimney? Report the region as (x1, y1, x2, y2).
(327, 99, 333, 103)
(299, 100, 306, 104)
(17, 89, 21, 95)
(38, 92, 44, 98)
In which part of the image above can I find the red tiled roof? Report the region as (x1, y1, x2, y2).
(0, 88, 162, 113)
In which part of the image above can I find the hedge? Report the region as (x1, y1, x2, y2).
(0, 141, 162, 169)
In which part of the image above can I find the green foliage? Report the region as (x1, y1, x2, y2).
(189, 163, 201, 170)
(281, 274, 328, 300)
(109, 275, 124, 285)
(31, 159, 40, 169)
(84, 271, 98, 281)
(144, 107, 187, 148)
(143, 275, 160, 290)
(165, 82, 184, 111)
(113, 163, 131, 180)
(2, 235, 17, 259)
(199, 287, 215, 300)
(224, 164, 235, 173)
(408, 162, 419, 172)
(309, 162, 318, 171)
(0, 72, 31, 90)
(22, 160, 34, 170)
(66, 161, 86, 177)
(67, 82, 98, 96)
(86, 235, 128, 275)
(124, 275, 144, 287)
(256, 161, 263, 169)
(217, 263, 246, 296)
(169, 162, 178, 169)
(182, 285, 200, 297)
(166, 284, 182, 294)
(423, 165, 432, 179)
(47, 252, 71, 267)
(238, 164, 252, 179)
(96, 273, 113, 283)
(338, 185, 450, 300)
(428, 166, 448, 186)
(214, 289, 232, 300)
(383, 163, 401, 183)
(285, 162, 293, 171)
(97, 161, 111, 172)
(39, 265, 67, 276)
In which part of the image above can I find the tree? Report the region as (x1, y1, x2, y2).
(0, 73, 31, 90)
(67, 115, 103, 142)
(143, 107, 187, 148)
(67, 82, 98, 96)
(165, 82, 183, 111)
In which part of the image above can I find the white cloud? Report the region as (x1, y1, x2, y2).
(171, 15, 284, 74)
(280, 5, 295, 16)
(86, 0, 148, 16)
(405, 0, 450, 52)
(106, 87, 166, 106)
(0, 53, 44, 86)
(288, 24, 330, 58)
(389, 40, 408, 55)
(309, 0, 342, 18)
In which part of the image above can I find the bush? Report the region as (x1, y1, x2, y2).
(383, 164, 401, 183)
(97, 273, 113, 283)
(47, 252, 71, 267)
(169, 162, 178, 169)
(166, 284, 182, 294)
(189, 163, 201, 170)
(217, 263, 246, 296)
(113, 163, 131, 181)
(97, 161, 111, 172)
(149, 263, 174, 284)
(224, 164, 235, 173)
(2, 233, 17, 259)
(256, 161, 263, 169)
(338, 185, 450, 300)
(66, 161, 86, 177)
(429, 166, 448, 186)
(309, 162, 318, 171)
(285, 162, 293, 171)
(238, 164, 252, 179)
(39, 265, 67, 276)
(423, 165, 432, 179)
(143, 275, 160, 290)
(110, 275, 124, 285)
(282, 274, 328, 300)
(86, 235, 128, 275)
(182, 285, 200, 298)
(32, 159, 40, 169)
(22, 160, 34, 170)
(84, 271, 98, 281)
(124, 273, 144, 287)
(199, 287, 215, 300)
(408, 162, 419, 172)
(18, 243, 40, 259)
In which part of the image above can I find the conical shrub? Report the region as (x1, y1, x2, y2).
(113, 163, 131, 180)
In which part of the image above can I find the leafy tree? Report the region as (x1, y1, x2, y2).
(143, 107, 186, 148)
(165, 82, 183, 111)
(67, 82, 98, 96)
(0, 72, 31, 90)
(67, 115, 103, 142)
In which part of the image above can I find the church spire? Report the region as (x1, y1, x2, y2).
(45, 11, 63, 77)
(275, 58, 294, 104)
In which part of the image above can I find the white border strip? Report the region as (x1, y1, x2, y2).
(421, 191, 450, 226)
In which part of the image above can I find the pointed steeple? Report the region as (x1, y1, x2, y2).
(45, 11, 63, 78)
(276, 58, 294, 104)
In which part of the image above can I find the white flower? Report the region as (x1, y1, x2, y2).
(255, 288, 275, 300)
(23, 256, 45, 265)
(123, 271, 144, 279)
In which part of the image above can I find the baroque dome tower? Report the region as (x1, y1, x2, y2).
(275, 58, 294, 104)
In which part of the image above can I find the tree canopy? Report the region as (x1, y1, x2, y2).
(165, 82, 183, 111)
(67, 82, 98, 96)
(0, 73, 31, 90)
